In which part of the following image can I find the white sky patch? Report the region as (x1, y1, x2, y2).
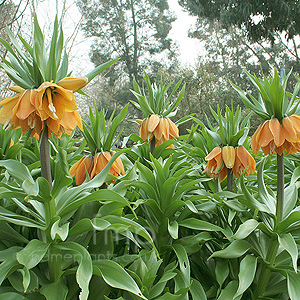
(12, 0, 202, 70)
(168, 0, 204, 66)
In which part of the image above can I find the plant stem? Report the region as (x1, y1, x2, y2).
(40, 124, 60, 282)
(227, 169, 233, 192)
(253, 236, 279, 299)
(276, 154, 284, 221)
(40, 123, 52, 188)
(253, 154, 284, 299)
(48, 245, 62, 282)
(150, 138, 156, 153)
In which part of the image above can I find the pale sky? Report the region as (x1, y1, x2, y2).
(168, 0, 203, 65)
(12, 0, 202, 73)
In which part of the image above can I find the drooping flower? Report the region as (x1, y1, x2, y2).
(233, 146, 256, 178)
(0, 89, 43, 137)
(0, 80, 84, 138)
(69, 155, 94, 185)
(91, 151, 125, 179)
(203, 145, 256, 182)
(251, 116, 300, 156)
(139, 114, 179, 146)
(202, 147, 227, 182)
(69, 152, 125, 186)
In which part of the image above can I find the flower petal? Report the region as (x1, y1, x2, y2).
(57, 77, 88, 92)
(147, 114, 160, 132)
(282, 117, 298, 142)
(269, 118, 285, 147)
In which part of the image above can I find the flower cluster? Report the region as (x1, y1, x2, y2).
(69, 151, 125, 185)
(0, 77, 87, 138)
(203, 145, 256, 182)
(138, 114, 179, 147)
(252, 115, 300, 156)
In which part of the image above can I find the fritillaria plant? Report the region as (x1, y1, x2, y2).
(194, 105, 256, 191)
(131, 72, 185, 152)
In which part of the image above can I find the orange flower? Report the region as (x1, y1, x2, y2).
(56, 77, 88, 92)
(0, 89, 43, 137)
(233, 146, 256, 178)
(139, 114, 179, 147)
(202, 147, 227, 182)
(69, 155, 94, 185)
(0, 78, 84, 138)
(34, 81, 82, 138)
(91, 152, 125, 180)
(251, 116, 300, 156)
(203, 146, 256, 182)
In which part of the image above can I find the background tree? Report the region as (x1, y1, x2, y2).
(178, 0, 300, 42)
(76, 0, 178, 112)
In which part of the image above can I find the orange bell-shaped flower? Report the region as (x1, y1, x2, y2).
(138, 114, 179, 148)
(251, 116, 300, 156)
(69, 155, 94, 185)
(232, 146, 256, 178)
(91, 152, 125, 181)
(202, 147, 227, 182)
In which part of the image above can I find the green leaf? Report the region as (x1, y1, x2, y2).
(257, 159, 276, 214)
(179, 218, 223, 232)
(0, 206, 45, 230)
(278, 210, 300, 233)
(52, 146, 73, 198)
(55, 242, 92, 300)
(286, 270, 300, 300)
(0, 259, 20, 285)
(103, 104, 129, 150)
(0, 160, 34, 184)
(209, 240, 251, 259)
(69, 218, 111, 236)
(17, 240, 49, 269)
(278, 233, 298, 272)
(50, 219, 69, 241)
(283, 183, 298, 218)
(233, 255, 257, 299)
(168, 220, 178, 239)
(215, 261, 229, 287)
(190, 279, 207, 300)
(231, 219, 259, 239)
(85, 58, 120, 82)
(217, 281, 240, 300)
(40, 281, 68, 300)
(93, 260, 147, 299)
(171, 244, 190, 286)
(0, 292, 28, 300)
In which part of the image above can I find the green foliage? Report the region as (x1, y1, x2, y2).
(82, 102, 129, 154)
(131, 72, 185, 118)
(231, 68, 300, 121)
(178, 0, 300, 42)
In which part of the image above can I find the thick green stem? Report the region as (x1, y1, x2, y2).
(48, 245, 62, 282)
(40, 124, 52, 188)
(40, 125, 60, 282)
(227, 169, 233, 192)
(253, 154, 284, 299)
(276, 154, 284, 221)
(253, 236, 279, 299)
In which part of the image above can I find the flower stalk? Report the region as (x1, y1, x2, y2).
(227, 169, 233, 192)
(40, 123, 52, 188)
(276, 154, 284, 221)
